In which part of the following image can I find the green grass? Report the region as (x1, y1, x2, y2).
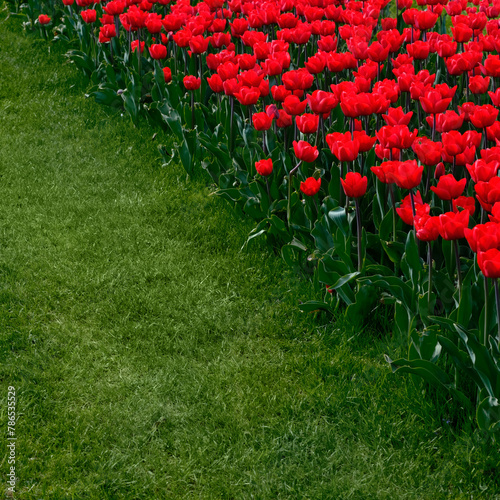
(0, 8, 499, 499)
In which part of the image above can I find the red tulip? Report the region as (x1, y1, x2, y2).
(341, 172, 368, 198)
(469, 105, 499, 129)
(283, 95, 308, 116)
(307, 90, 338, 115)
(465, 222, 500, 253)
(38, 14, 51, 24)
(145, 13, 162, 34)
(469, 76, 491, 95)
(407, 41, 430, 60)
(326, 132, 360, 163)
(163, 67, 172, 84)
(296, 114, 319, 134)
(419, 89, 452, 115)
(207, 74, 223, 93)
(437, 211, 470, 240)
(183, 75, 201, 91)
(81, 9, 97, 23)
(453, 196, 476, 216)
(415, 9, 438, 31)
(376, 125, 417, 150)
(412, 137, 443, 166)
(234, 86, 260, 106)
(149, 44, 167, 60)
(293, 140, 319, 163)
(255, 159, 273, 176)
(300, 177, 321, 196)
(430, 174, 466, 200)
(475, 177, 500, 211)
(371, 161, 399, 184)
(386, 160, 424, 190)
(467, 159, 500, 183)
(252, 112, 273, 131)
(478, 248, 500, 278)
(353, 131, 377, 153)
(382, 107, 413, 126)
(396, 191, 430, 225)
(415, 215, 440, 241)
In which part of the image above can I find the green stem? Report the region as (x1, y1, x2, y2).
(453, 239, 462, 303)
(355, 199, 362, 272)
(484, 275, 489, 345)
(495, 279, 500, 347)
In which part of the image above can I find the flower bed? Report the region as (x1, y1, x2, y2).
(13, 0, 500, 434)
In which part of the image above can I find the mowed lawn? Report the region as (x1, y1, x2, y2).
(0, 10, 499, 500)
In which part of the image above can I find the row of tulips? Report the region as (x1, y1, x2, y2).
(15, 0, 500, 434)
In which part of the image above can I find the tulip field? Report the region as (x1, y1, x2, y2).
(8, 0, 500, 455)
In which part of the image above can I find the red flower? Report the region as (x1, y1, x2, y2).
(341, 172, 368, 198)
(465, 222, 500, 253)
(100, 24, 116, 40)
(183, 75, 201, 91)
(282, 69, 314, 91)
(386, 160, 424, 190)
(282, 95, 308, 116)
(207, 74, 223, 93)
(478, 248, 500, 278)
(415, 9, 438, 31)
(326, 132, 360, 163)
(217, 62, 239, 81)
(371, 161, 399, 184)
(255, 159, 273, 176)
(307, 90, 338, 115)
(131, 41, 145, 53)
(466, 159, 500, 182)
(103, 0, 125, 15)
(407, 41, 430, 60)
(412, 137, 443, 166)
(189, 35, 210, 55)
(38, 14, 51, 25)
(145, 13, 162, 34)
(382, 107, 413, 126)
(149, 44, 167, 60)
(430, 174, 466, 200)
(234, 86, 260, 106)
(415, 215, 440, 242)
(163, 67, 172, 83)
(276, 109, 292, 128)
(453, 196, 476, 216)
(293, 140, 319, 163)
(419, 89, 452, 115)
(81, 9, 97, 23)
(252, 112, 273, 131)
(475, 177, 500, 211)
(469, 75, 491, 95)
(300, 177, 321, 196)
(396, 191, 430, 225)
(353, 131, 377, 153)
(469, 104, 499, 129)
(376, 125, 417, 150)
(441, 131, 467, 157)
(296, 114, 319, 134)
(437, 211, 470, 240)
(451, 23, 473, 43)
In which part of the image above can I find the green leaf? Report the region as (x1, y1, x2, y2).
(298, 300, 335, 314)
(385, 355, 472, 409)
(477, 394, 500, 433)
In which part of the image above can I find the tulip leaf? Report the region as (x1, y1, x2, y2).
(456, 328, 500, 399)
(312, 220, 334, 254)
(385, 356, 472, 409)
(477, 395, 500, 433)
(298, 300, 335, 315)
(345, 285, 378, 328)
(409, 328, 441, 363)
